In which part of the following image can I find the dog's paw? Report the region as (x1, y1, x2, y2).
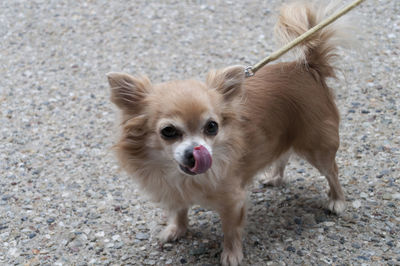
(159, 224, 186, 243)
(221, 248, 243, 266)
(263, 176, 286, 187)
(327, 199, 346, 214)
(262, 169, 288, 187)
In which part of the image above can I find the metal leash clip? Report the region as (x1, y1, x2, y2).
(244, 66, 254, 78)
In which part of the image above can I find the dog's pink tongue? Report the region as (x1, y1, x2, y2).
(190, 145, 212, 174)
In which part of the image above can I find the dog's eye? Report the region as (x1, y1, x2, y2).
(204, 121, 218, 136)
(161, 126, 180, 139)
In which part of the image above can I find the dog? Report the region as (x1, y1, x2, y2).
(107, 2, 353, 265)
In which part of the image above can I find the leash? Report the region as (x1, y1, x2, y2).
(244, 0, 366, 78)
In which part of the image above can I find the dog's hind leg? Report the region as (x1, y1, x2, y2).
(303, 148, 345, 214)
(263, 150, 291, 186)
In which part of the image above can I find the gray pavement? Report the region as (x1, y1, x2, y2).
(1, 0, 399, 265)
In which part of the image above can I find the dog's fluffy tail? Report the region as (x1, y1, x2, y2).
(274, 1, 354, 78)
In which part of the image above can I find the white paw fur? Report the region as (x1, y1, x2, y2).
(159, 224, 187, 243)
(221, 248, 243, 266)
(263, 176, 287, 187)
(327, 199, 346, 214)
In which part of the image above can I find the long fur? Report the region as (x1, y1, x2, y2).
(274, 0, 354, 77)
(108, 2, 353, 265)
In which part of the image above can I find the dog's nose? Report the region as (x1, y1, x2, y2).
(183, 148, 195, 168)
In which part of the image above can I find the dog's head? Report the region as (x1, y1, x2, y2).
(107, 65, 245, 176)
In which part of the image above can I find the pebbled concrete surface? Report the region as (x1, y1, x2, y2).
(1, 0, 399, 265)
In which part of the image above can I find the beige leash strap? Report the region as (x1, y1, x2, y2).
(245, 0, 366, 78)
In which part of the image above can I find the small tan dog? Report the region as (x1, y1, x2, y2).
(107, 2, 352, 265)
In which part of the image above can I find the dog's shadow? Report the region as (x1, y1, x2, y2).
(175, 180, 341, 264)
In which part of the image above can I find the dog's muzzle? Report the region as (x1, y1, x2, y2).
(180, 145, 212, 175)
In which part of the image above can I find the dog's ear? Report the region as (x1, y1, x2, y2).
(107, 72, 151, 113)
(206, 65, 245, 100)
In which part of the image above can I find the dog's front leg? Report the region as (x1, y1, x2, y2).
(159, 208, 188, 242)
(217, 192, 246, 266)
